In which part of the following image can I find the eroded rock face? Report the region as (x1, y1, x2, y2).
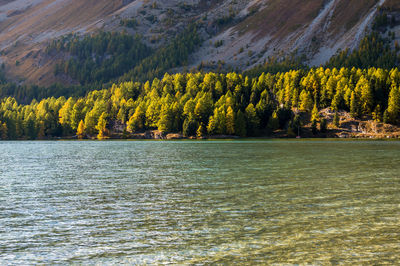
(358, 121, 399, 135)
(166, 133, 184, 140)
(139, 130, 166, 139)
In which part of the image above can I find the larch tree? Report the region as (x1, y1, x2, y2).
(226, 106, 235, 135)
(77, 120, 85, 139)
(214, 107, 227, 135)
(24, 112, 37, 140)
(350, 91, 360, 118)
(96, 112, 108, 140)
(387, 86, 400, 123)
(245, 103, 259, 135)
(207, 112, 217, 135)
(194, 93, 213, 124)
(196, 124, 205, 138)
(299, 90, 313, 112)
(360, 79, 373, 114)
(145, 100, 161, 128)
(71, 99, 86, 130)
(372, 104, 382, 122)
(311, 104, 320, 122)
(59, 97, 75, 127)
(127, 104, 146, 132)
(158, 105, 173, 133)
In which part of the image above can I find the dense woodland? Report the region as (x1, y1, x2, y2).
(1, 67, 400, 140)
(49, 31, 152, 84)
(326, 32, 400, 69)
(48, 24, 201, 85)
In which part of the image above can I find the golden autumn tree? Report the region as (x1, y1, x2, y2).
(77, 120, 85, 139)
(96, 112, 108, 140)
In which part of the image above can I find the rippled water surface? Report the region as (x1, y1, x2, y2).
(1, 140, 400, 264)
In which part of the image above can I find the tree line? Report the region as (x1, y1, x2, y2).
(0, 28, 398, 106)
(1, 67, 400, 140)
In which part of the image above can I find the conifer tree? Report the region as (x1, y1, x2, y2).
(77, 120, 85, 139)
(350, 91, 360, 118)
(333, 112, 340, 128)
(24, 112, 37, 140)
(387, 86, 400, 123)
(383, 109, 390, 124)
(127, 105, 146, 132)
(194, 93, 213, 124)
(343, 86, 352, 108)
(299, 90, 313, 112)
(71, 99, 86, 130)
(311, 104, 320, 122)
(59, 97, 75, 128)
(372, 105, 382, 122)
(226, 106, 235, 135)
(197, 124, 205, 138)
(96, 112, 108, 140)
(331, 90, 342, 111)
(207, 113, 217, 135)
(291, 87, 299, 108)
(215, 107, 227, 134)
(145, 100, 161, 128)
(84, 111, 97, 135)
(360, 79, 373, 114)
(234, 110, 246, 137)
(0, 122, 7, 140)
(158, 103, 174, 133)
(245, 104, 259, 135)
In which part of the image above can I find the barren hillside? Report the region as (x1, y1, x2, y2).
(0, 0, 398, 86)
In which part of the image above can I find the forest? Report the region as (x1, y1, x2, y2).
(48, 24, 201, 85)
(49, 31, 153, 85)
(1, 67, 400, 140)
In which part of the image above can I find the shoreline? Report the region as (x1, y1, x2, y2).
(2, 136, 400, 142)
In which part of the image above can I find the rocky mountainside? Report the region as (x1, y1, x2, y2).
(0, 0, 399, 86)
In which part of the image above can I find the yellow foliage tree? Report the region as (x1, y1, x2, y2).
(77, 120, 85, 139)
(226, 106, 235, 135)
(96, 112, 108, 140)
(311, 104, 320, 122)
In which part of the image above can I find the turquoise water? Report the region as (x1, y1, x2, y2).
(0, 140, 400, 264)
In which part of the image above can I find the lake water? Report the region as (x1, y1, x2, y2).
(1, 140, 400, 264)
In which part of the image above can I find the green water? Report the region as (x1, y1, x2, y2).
(0, 140, 399, 264)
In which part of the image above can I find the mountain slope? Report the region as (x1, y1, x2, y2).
(0, 0, 398, 86)
(191, 0, 392, 68)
